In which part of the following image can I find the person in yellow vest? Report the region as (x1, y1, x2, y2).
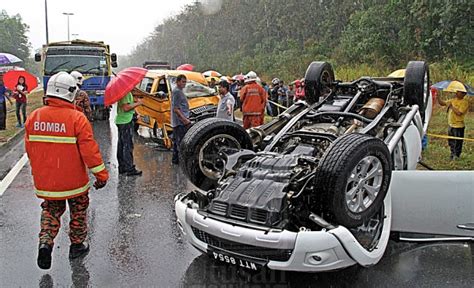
(437, 85, 469, 160)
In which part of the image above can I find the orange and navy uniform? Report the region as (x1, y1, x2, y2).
(240, 82, 267, 128)
(24, 98, 109, 200)
(240, 82, 267, 116)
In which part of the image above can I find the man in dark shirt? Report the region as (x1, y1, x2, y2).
(171, 74, 191, 164)
(0, 74, 13, 130)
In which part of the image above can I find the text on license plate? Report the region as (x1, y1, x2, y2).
(212, 252, 259, 271)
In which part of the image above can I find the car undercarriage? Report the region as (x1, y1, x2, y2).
(174, 60, 439, 271)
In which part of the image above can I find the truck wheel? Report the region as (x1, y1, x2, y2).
(180, 118, 253, 190)
(404, 61, 429, 121)
(304, 61, 335, 104)
(316, 133, 392, 227)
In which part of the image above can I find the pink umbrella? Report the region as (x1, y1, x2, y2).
(104, 67, 147, 106)
(177, 64, 194, 71)
(232, 74, 244, 81)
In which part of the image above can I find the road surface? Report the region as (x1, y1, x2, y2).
(0, 120, 472, 287)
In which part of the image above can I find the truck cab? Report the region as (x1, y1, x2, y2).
(35, 40, 117, 120)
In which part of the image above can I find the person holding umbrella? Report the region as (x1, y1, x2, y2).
(0, 74, 13, 130)
(104, 67, 147, 176)
(437, 82, 469, 160)
(12, 76, 28, 128)
(0, 74, 12, 130)
(115, 91, 143, 176)
(2, 70, 38, 128)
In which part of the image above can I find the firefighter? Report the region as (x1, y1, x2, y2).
(240, 71, 267, 129)
(24, 72, 109, 270)
(70, 71, 92, 121)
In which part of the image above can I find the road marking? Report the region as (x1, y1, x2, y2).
(0, 153, 29, 196)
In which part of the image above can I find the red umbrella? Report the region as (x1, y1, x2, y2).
(232, 74, 244, 81)
(177, 63, 194, 71)
(105, 67, 147, 106)
(3, 70, 38, 92)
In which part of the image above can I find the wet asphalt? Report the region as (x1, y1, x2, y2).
(0, 120, 472, 287)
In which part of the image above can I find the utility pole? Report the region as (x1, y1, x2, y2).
(45, 0, 49, 44)
(62, 12, 74, 41)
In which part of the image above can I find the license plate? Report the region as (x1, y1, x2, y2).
(208, 248, 264, 271)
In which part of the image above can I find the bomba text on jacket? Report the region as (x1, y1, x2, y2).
(33, 121, 67, 133)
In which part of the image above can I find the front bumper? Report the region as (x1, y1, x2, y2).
(175, 191, 391, 272)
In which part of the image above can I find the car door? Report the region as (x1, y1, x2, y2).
(134, 76, 159, 128)
(390, 170, 474, 238)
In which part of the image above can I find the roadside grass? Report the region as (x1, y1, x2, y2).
(235, 103, 472, 171)
(0, 88, 43, 143)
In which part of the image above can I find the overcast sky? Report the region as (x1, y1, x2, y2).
(2, 0, 195, 55)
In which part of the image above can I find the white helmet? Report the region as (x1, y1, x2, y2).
(46, 72, 78, 102)
(70, 71, 84, 85)
(244, 71, 258, 83)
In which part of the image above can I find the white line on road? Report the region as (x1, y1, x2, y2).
(0, 153, 29, 196)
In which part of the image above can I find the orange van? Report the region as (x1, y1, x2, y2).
(132, 70, 220, 148)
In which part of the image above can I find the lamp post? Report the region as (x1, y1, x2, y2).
(62, 12, 74, 41)
(45, 0, 49, 44)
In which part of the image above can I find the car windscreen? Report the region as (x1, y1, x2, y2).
(44, 55, 108, 76)
(168, 76, 215, 98)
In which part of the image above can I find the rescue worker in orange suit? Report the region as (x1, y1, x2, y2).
(24, 72, 109, 270)
(71, 71, 92, 121)
(240, 71, 267, 129)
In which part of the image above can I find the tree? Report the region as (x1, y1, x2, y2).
(0, 10, 31, 64)
(122, 0, 472, 82)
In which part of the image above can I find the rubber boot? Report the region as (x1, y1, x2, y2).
(37, 243, 52, 270)
(69, 242, 89, 259)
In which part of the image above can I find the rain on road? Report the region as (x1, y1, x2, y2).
(0, 120, 472, 287)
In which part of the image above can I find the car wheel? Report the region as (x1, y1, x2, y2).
(404, 61, 429, 121)
(180, 118, 253, 190)
(304, 61, 335, 104)
(316, 133, 392, 227)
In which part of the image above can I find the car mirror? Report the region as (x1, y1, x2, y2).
(111, 61, 118, 68)
(111, 53, 117, 62)
(34, 53, 41, 62)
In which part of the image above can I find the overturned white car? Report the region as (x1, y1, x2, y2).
(174, 61, 473, 272)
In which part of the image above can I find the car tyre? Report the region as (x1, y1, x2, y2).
(316, 133, 392, 227)
(180, 118, 253, 190)
(304, 61, 335, 104)
(404, 61, 429, 121)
